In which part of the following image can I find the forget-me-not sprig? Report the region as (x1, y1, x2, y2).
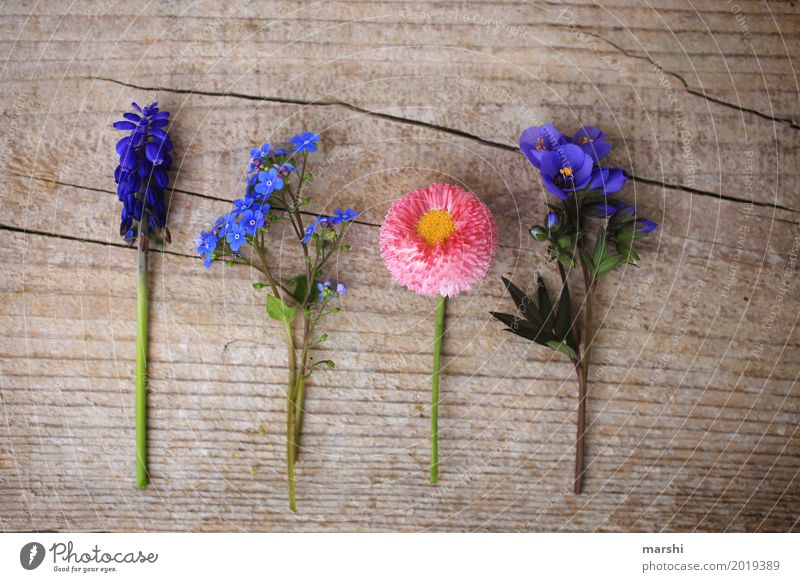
(113, 102, 173, 240)
(195, 132, 356, 511)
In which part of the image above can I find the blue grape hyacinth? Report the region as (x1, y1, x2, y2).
(113, 102, 173, 242)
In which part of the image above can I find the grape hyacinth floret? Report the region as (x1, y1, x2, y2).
(113, 102, 173, 243)
(493, 123, 658, 495)
(196, 132, 357, 511)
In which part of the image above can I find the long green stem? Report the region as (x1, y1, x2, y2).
(430, 294, 447, 484)
(284, 318, 298, 512)
(135, 225, 149, 490)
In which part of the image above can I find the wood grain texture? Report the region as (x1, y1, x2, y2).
(0, 0, 798, 532)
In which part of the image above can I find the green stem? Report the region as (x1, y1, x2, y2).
(284, 318, 298, 512)
(135, 225, 149, 490)
(430, 294, 447, 484)
(293, 372, 306, 458)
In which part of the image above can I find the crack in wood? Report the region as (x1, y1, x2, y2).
(586, 31, 800, 130)
(88, 76, 798, 215)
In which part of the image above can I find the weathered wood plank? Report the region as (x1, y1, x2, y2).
(1, 0, 798, 532)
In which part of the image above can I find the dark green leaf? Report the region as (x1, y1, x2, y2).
(491, 312, 556, 346)
(314, 359, 335, 369)
(554, 281, 572, 342)
(289, 274, 310, 303)
(501, 277, 542, 326)
(537, 276, 554, 327)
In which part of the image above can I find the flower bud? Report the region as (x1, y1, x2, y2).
(546, 211, 560, 232)
(529, 225, 548, 241)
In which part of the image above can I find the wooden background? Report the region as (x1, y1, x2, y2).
(1, 0, 798, 532)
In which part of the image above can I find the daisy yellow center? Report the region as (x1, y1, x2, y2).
(560, 167, 573, 178)
(416, 209, 456, 246)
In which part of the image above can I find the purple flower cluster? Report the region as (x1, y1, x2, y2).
(520, 123, 657, 235)
(113, 102, 173, 242)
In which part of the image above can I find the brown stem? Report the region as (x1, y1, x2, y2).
(574, 362, 587, 494)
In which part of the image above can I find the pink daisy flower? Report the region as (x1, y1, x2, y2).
(380, 183, 499, 297)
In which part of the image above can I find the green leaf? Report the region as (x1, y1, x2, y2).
(501, 277, 542, 326)
(314, 359, 336, 369)
(595, 254, 626, 277)
(340, 244, 351, 251)
(616, 242, 640, 264)
(592, 227, 608, 267)
(266, 294, 297, 322)
(253, 282, 267, 290)
(557, 250, 576, 268)
(546, 340, 577, 360)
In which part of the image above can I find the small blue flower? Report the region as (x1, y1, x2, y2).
(317, 280, 345, 300)
(290, 131, 320, 153)
(248, 143, 271, 170)
(250, 143, 271, 159)
(574, 127, 611, 164)
(519, 124, 570, 170)
(225, 223, 247, 252)
(273, 161, 297, 176)
(331, 208, 358, 224)
(538, 144, 594, 199)
(241, 209, 266, 235)
(196, 231, 218, 268)
(589, 167, 626, 194)
(301, 216, 332, 244)
(233, 198, 252, 212)
(255, 167, 284, 195)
